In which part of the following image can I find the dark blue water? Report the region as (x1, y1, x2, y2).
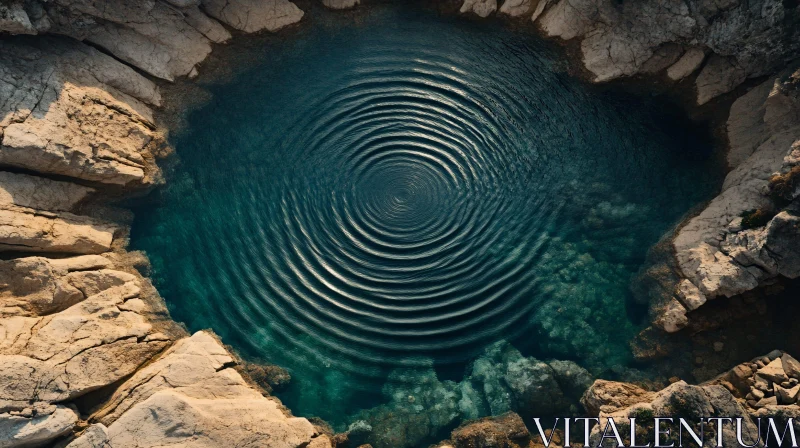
(131, 4, 721, 427)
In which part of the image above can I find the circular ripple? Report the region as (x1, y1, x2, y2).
(213, 50, 562, 370)
(133, 8, 721, 419)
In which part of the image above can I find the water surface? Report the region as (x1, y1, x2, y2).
(131, 3, 721, 427)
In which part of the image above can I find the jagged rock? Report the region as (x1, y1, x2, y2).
(774, 384, 799, 404)
(654, 298, 689, 333)
(674, 68, 800, 307)
(675, 279, 707, 311)
(640, 44, 685, 75)
(202, 0, 304, 33)
(581, 380, 654, 416)
(666, 47, 705, 80)
(499, 0, 533, 16)
(757, 358, 788, 383)
(696, 55, 747, 105)
(322, 0, 360, 9)
(444, 412, 537, 448)
(0, 38, 161, 185)
(547, 360, 594, 403)
(0, 404, 78, 447)
(66, 424, 109, 448)
(754, 395, 778, 407)
(82, 331, 322, 447)
(0, 2, 35, 34)
(783, 354, 800, 379)
(460, 0, 498, 17)
(531, 0, 800, 102)
(0, 279, 169, 410)
(15, 0, 235, 81)
(0, 255, 121, 317)
(0, 172, 116, 254)
(584, 381, 760, 447)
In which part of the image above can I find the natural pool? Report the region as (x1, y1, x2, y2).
(131, 1, 722, 435)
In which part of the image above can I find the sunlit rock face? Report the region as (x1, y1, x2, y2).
(131, 4, 722, 429)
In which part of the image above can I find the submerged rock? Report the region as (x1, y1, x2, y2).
(357, 342, 592, 448)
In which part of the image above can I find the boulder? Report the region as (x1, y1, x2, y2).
(0, 404, 78, 447)
(460, 0, 498, 17)
(202, 0, 304, 32)
(666, 47, 706, 80)
(0, 38, 161, 185)
(85, 332, 323, 447)
(499, 0, 534, 16)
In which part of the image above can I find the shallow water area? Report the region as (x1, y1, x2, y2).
(131, 2, 723, 430)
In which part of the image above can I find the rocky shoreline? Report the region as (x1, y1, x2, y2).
(1, 0, 799, 446)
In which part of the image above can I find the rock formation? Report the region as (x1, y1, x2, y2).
(0, 1, 338, 446)
(454, 0, 800, 336)
(356, 342, 593, 448)
(582, 351, 800, 445)
(659, 67, 800, 333)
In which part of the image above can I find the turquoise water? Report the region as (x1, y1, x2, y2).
(131, 3, 721, 430)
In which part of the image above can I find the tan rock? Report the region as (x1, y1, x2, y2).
(0, 172, 93, 212)
(0, 205, 116, 254)
(581, 380, 654, 416)
(675, 279, 706, 311)
(460, 0, 498, 17)
(0, 280, 169, 410)
(666, 47, 706, 81)
(0, 255, 115, 318)
(0, 38, 160, 185)
(655, 298, 689, 333)
(696, 55, 747, 105)
(757, 358, 788, 384)
(499, 0, 533, 16)
(202, 0, 304, 33)
(0, 404, 78, 447)
(782, 354, 800, 379)
(774, 384, 800, 404)
(86, 332, 319, 447)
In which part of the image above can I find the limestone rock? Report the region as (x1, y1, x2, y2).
(0, 172, 93, 212)
(675, 279, 706, 311)
(654, 297, 689, 333)
(666, 47, 705, 81)
(0, 255, 117, 317)
(322, 0, 360, 9)
(19, 0, 235, 81)
(726, 77, 774, 168)
(0, 205, 116, 254)
(774, 384, 800, 404)
(460, 0, 498, 18)
(0, 38, 161, 185)
(532, 0, 800, 102)
(448, 413, 535, 448)
(757, 358, 788, 383)
(202, 0, 304, 33)
(499, 0, 533, 16)
(0, 279, 169, 410)
(696, 55, 746, 105)
(782, 353, 800, 379)
(581, 380, 654, 416)
(66, 424, 110, 448)
(89, 331, 320, 448)
(674, 68, 800, 305)
(0, 404, 78, 447)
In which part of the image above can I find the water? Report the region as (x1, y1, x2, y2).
(131, 3, 722, 429)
